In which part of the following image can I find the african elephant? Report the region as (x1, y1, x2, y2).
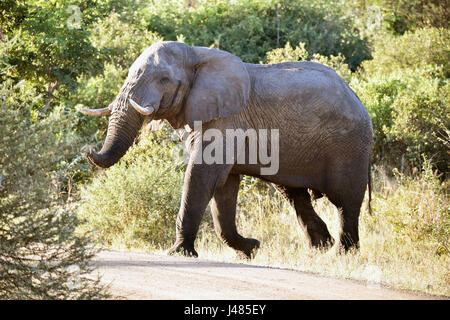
(77, 41, 373, 258)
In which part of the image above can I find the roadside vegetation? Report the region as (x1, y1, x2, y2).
(1, 0, 448, 298)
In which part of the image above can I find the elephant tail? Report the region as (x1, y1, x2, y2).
(368, 162, 372, 215)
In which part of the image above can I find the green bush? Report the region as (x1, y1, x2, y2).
(69, 63, 126, 138)
(78, 127, 185, 249)
(265, 41, 309, 63)
(0, 80, 108, 299)
(352, 70, 449, 173)
(374, 158, 449, 256)
(0, 0, 104, 117)
(145, 0, 370, 70)
(356, 0, 449, 34)
(90, 12, 163, 69)
(266, 42, 352, 83)
(361, 27, 450, 78)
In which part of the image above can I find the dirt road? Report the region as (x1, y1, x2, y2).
(92, 250, 440, 300)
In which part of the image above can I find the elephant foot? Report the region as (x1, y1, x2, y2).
(309, 233, 335, 251)
(236, 238, 260, 260)
(339, 233, 360, 252)
(167, 240, 198, 258)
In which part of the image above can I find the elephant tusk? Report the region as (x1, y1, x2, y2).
(129, 98, 155, 116)
(75, 106, 111, 116)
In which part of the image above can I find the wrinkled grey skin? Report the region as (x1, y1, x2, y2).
(80, 41, 373, 258)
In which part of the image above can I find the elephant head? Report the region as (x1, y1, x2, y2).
(77, 41, 250, 168)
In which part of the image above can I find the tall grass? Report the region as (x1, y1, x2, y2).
(78, 128, 184, 250)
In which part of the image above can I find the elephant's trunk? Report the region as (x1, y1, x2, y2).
(87, 104, 144, 168)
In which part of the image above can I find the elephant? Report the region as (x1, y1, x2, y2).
(77, 41, 373, 258)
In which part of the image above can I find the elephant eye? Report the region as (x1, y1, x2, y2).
(160, 77, 170, 85)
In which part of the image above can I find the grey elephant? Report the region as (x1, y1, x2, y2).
(77, 41, 373, 258)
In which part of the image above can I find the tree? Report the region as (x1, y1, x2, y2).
(0, 80, 109, 299)
(1, 0, 103, 117)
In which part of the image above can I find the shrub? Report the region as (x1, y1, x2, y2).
(361, 27, 450, 78)
(68, 63, 127, 139)
(351, 70, 449, 173)
(89, 12, 163, 69)
(78, 126, 185, 249)
(145, 0, 370, 70)
(266, 41, 353, 83)
(0, 81, 108, 299)
(265, 41, 309, 63)
(1, 1, 104, 117)
(373, 158, 449, 255)
(365, 0, 448, 34)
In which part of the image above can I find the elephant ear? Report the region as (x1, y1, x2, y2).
(184, 47, 250, 129)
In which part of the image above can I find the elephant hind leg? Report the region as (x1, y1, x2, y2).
(211, 174, 260, 259)
(276, 186, 334, 250)
(325, 165, 368, 251)
(327, 191, 364, 251)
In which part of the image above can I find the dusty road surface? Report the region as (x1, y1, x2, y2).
(91, 250, 440, 300)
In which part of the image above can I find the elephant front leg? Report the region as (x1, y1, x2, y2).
(168, 158, 233, 258)
(211, 174, 260, 259)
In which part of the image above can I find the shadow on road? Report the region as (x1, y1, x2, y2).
(92, 258, 268, 269)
